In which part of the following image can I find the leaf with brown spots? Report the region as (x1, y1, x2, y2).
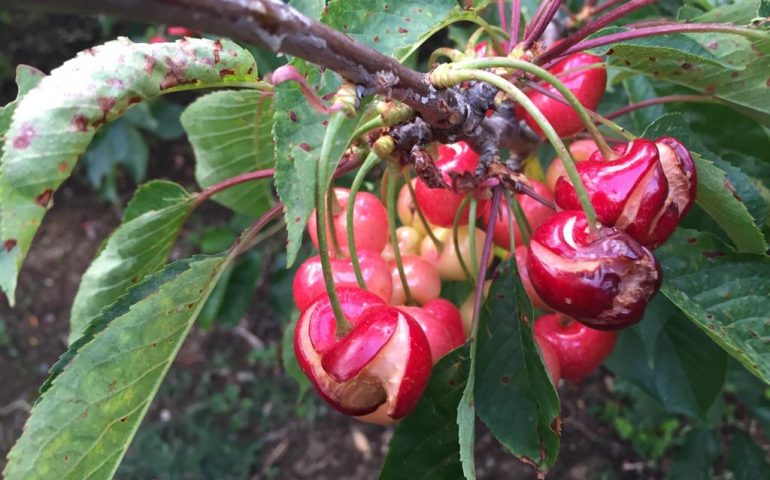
(0, 38, 258, 304)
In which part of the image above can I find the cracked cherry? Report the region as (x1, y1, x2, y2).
(514, 245, 548, 311)
(414, 142, 489, 228)
(527, 210, 662, 330)
(516, 52, 607, 138)
(308, 188, 389, 254)
(534, 313, 617, 383)
(294, 287, 432, 424)
(483, 179, 554, 249)
(293, 252, 393, 311)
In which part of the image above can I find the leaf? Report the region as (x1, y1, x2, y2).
(68, 181, 195, 344)
(622, 76, 663, 132)
(457, 376, 476, 480)
(379, 346, 470, 480)
(643, 113, 766, 254)
(474, 260, 560, 471)
(668, 427, 719, 480)
(4, 254, 229, 480)
(656, 229, 770, 385)
(0, 66, 45, 159)
(695, 0, 765, 24)
(324, 0, 490, 61)
(288, 0, 324, 19)
(727, 432, 770, 480)
(0, 38, 258, 303)
(607, 296, 727, 420)
(182, 90, 275, 217)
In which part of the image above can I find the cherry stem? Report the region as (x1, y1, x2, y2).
(453, 196, 476, 285)
(604, 94, 719, 119)
(404, 171, 444, 250)
(504, 191, 519, 253)
(347, 151, 381, 289)
(536, 0, 657, 65)
(470, 187, 502, 340)
(316, 112, 350, 334)
(431, 67, 599, 231)
(351, 115, 385, 140)
(591, 0, 628, 16)
(509, 0, 522, 52)
(194, 168, 275, 207)
(326, 186, 344, 257)
(429, 47, 465, 67)
(269, 65, 344, 115)
(468, 198, 480, 276)
(236, 204, 285, 254)
(509, 193, 532, 245)
(454, 57, 614, 159)
(560, 22, 767, 57)
(522, 0, 562, 50)
(498, 0, 508, 39)
(386, 167, 415, 305)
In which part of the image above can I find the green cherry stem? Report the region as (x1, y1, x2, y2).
(508, 192, 531, 245)
(452, 196, 475, 285)
(431, 66, 599, 231)
(386, 167, 414, 305)
(403, 172, 444, 250)
(316, 112, 350, 334)
(346, 151, 381, 289)
(452, 57, 614, 160)
(504, 191, 518, 254)
(326, 185, 343, 257)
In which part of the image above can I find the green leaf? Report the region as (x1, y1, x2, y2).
(657, 229, 770, 385)
(0, 38, 258, 303)
(68, 181, 195, 344)
(475, 260, 560, 471)
(643, 113, 766, 254)
(4, 254, 229, 480)
(289, 0, 324, 19)
(727, 432, 770, 480)
(324, 0, 490, 61)
(182, 90, 274, 217)
(695, 0, 765, 24)
(379, 346, 469, 480)
(622, 76, 663, 132)
(457, 376, 476, 480)
(668, 427, 719, 480)
(608, 296, 727, 420)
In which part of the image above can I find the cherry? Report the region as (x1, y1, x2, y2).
(534, 314, 617, 383)
(514, 245, 548, 311)
(389, 255, 441, 306)
(398, 300, 465, 363)
(149, 36, 168, 43)
(423, 298, 467, 349)
(381, 226, 422, 262)
(516, 52, 607, 138)
(414, 142, 489, 228)
(166, 26, 195, 36)
(483, 180, 554, 249)
(527, 210, 661, 330)
(420, 226, 491, 281)
(293, 252, 393, 311)
(294, 287, 432, 424)
(459, 280, 491, 335)
(534, 334, 562, 384)
(397, 179, 430, 236)
(545, 139, 597, 193)
(308, 188, 389, 254)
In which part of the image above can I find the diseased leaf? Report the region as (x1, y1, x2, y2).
(475, 260, 560, 471)
(0, 38, 258, 303)
(4, 254, 229, 480)
(643, 113, 766, 254)
(0, 66, 45, 159)
(657, 229, 770, 385)
(182, 90, 275, 216)
(68, 181, 195, 343)
(379, 346, 469, 480)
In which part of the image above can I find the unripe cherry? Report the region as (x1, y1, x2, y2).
(414, 142, 489, 228)
(420, 226, 492, 281)
(458, 280, 492, 336)
(389, 255, 441, 306)
(483, 180, 554, 249)
(308, 188, 389, 254)
(516, 52, 607, 138)
(545, 139, 597, 193)
(294, 287, 432, 424)
(397, 179, 429, 236)
(527, 210, 661, 330)
(534, 314, 617, 383)
(381, 226, 422, 262)
(293, 252, 393, 311)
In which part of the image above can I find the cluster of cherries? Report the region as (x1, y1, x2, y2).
(292, 51, 698, 425)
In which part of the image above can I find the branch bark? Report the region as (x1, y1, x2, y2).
(3, 0, 538, 152)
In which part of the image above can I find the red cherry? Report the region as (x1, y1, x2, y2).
(148, 36, 168, 44)
(388, 255, 441, 306)
(527, 210, 661, 330)
(514, 245, 548, 311)
(308, 188, 389, 254)
(414, 142, 489, 228)
(293, 252, 393, 311)
(398, 301, 465, 363)
(294, 287, 432, 424)
(534, 333, 562, 384)
(534, 314, 617, 383)
(516, 52, 607, 138)
(167, 26, 195, 36)
(545, 139, 597, 193)
(483, 180, 554, 249)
